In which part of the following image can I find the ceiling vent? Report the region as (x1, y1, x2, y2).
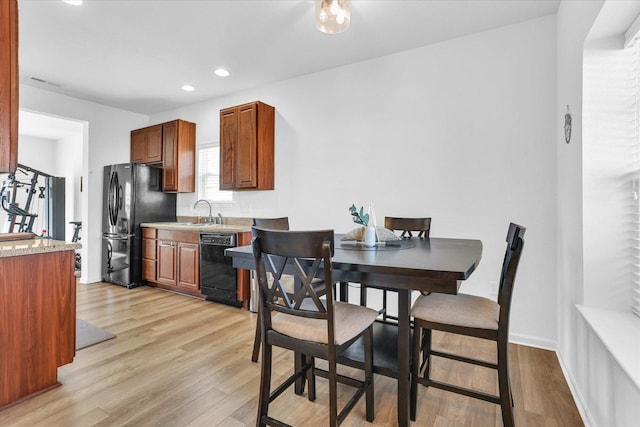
(26, 76, 63, 88)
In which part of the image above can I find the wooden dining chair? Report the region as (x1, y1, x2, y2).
(251, 217, 291, 362)
(359, 217, 432, 323)
(252, 227, 377, 427)
(409, 223, 526, 427)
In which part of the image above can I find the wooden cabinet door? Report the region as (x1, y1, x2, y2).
(162, 121, 177, 192)
(235, 103, 258, 189)
(156, 239, 176, 286)
(0, 0, 19, 173)
(220, 108, 237, 190)
(177, 242, 199, 290)
(146, 124, 163, 163)
(131, 125, 162, 164)
(141, 237, 157, 281)
(131, 129, 146, 163)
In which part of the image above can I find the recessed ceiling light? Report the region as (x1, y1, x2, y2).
(63, 0, 83, 5)
(181, 85, 195, 92)
(214, 68, 230, 77)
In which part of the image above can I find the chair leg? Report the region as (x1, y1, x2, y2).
(307, 355, 316, 401)
(497, 338, 515, 427)
(256, 339, 272, 427)
(421, 329, 432, 379)
(251, 314, 261, 362)
(364, 326, 375, 422)
(328, 351, 338, 427)
(410, 322, 421, 421)
(423, 329, 432, 380)
(382, 290, 388, 322)
(360, 283, 367, 306)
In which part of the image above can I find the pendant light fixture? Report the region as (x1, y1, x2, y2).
(315, 0, 351, 34)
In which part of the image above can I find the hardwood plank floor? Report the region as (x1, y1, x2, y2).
(0, 282, 584, 426)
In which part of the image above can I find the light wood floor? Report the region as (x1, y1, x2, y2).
(0, 282, 584, 426)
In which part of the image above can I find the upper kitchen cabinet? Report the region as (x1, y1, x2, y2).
(131, 124, 163, 164)
(0, 0, 19, 173)
(162, 120, 195, 193)
(130, 119, 195, 193)
(220, 101, 274, 190)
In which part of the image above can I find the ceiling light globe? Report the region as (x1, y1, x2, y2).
(315, 0, 350, 35)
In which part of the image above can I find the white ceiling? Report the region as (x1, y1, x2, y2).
(18, 0, 560, 116)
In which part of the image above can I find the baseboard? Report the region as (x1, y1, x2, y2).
(556, 351, 595, 427)
(81, 275, 103, 285)
(509, 332, 556, 351)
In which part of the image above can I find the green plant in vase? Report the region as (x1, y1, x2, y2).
(349, 204, 376, 246)
(349, 204, 370, 226)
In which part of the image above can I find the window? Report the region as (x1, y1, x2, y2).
(630, 32, 640, 318)
(583, 17, 640, 318)
(197, 144, 232, 203)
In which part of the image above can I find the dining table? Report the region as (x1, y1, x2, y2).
(226, 234, 483, 427)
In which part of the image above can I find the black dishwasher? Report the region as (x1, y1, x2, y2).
(199, 232, 241, 307)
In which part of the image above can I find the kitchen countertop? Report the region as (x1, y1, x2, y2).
(0, 238, 81, 258)
(141, 222, 252, 233)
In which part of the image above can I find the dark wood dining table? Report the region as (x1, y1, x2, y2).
(226, 235, 483, 427)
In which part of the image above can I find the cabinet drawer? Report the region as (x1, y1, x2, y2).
(142, 227, 157, 239)
(142, 238, 157, 260)
(142, 259, 156, 281)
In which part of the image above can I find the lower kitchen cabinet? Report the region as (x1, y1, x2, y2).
(148, 229, 200, 296)
(141, 226, 251, 307)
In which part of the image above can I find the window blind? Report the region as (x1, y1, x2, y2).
(197, 144, 232, 203)
(632, 39, 640, 318)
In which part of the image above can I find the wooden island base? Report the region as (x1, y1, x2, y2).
(0, 242, 78, 410)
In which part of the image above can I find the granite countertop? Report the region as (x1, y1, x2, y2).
(0, 239, 81, 258)
(141, 222, 252, 233)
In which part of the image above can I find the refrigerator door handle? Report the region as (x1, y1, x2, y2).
(102, 233, 133, 241)
(108, 171, 120, 227)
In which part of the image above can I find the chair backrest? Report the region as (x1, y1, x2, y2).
(252, 227, 336, 333)
(497, 223, 526, 332)
(253, 217, 290, 231)
(385, 217, 432, 238)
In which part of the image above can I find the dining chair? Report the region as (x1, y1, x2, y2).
(251, 217, 291, 362)
(359, 217, 432, 324)
(409, 223, 526, 427)
(252, 227, 377, 427)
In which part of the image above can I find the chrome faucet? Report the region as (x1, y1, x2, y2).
(193, 199, 213, 223)
(217, 213, 223, 225)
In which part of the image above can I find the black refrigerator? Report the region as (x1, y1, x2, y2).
(102, 163, 176, 288)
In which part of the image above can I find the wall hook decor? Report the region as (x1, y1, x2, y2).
(564, 104, 572, 144)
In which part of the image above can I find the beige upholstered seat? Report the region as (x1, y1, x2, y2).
(273, 301, 379, 345)
(411, 293, 499, 330)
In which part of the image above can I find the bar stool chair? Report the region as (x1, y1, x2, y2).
(409, 223, 526, 427)
(252, 227, 378, 426)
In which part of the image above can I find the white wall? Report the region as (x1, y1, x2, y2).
(19, 85, 149, 284)
(54, 132, 83, 240)
(17, 135, 56, 173)
(152, 16, 559, 346)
